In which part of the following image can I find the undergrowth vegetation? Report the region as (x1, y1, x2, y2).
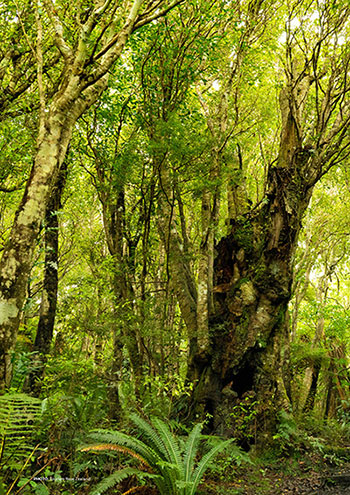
(2, 368, 350, 495)
(81, 414, 233, 495)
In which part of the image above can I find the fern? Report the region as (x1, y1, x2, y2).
(82, 430, 171, 493)
(183, 423, 202, 486)
(81, 443, 152, 467)
(188, 439, 233, 495)
(128, 414, 179, 493)
(152, 418, 183, 493)
(83, 429, 161, 467)
(129, 413, 169, 459)
(152, 418, 183, 469)
(81, 415, 233, 495)
(0, 393, 42, 462)
(90, 467, 157, 495)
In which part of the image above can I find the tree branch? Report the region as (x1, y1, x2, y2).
(43, 0, 73, 59)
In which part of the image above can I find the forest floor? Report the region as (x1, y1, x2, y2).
(201, 458, 350, 494)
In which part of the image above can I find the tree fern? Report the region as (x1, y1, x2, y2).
(81, 415, 233, 495)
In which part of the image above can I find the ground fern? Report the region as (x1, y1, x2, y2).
(0, 393, 42, 463)
(81, 415, 232, 495)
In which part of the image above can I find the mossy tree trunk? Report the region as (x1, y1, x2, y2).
(84, 115, 144, 418)
(0, 0, 178, 391)
(191, 3, 267, 374)
(190, 166, 313, 440)
(0, 107, 80, 390)
(105, 188, 143, 414)
(188, 25, 350, 439)
(27, 163, 67, 395)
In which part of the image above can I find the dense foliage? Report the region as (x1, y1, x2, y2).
(1, 0, 350, 493)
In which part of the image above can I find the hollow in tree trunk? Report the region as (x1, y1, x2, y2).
(187, 74, 319, 443)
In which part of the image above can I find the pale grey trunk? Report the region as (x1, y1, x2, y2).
(0, 109, 75, 389)
(26, 163, 66, 395)
(0, 0, 145, 390)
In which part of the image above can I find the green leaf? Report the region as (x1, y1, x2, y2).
(91, 467, 153, 495)
(183, 423, 202, 485)
(189, 439, 233, 495)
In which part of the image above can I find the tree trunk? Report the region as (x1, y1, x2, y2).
(0, 0, 148, 390)
(26, 163, 67, 395)
(195, 150, 221, 361)
(302, 361, 321, 414)
(156, 158, 198, 351)
(324, 344, 347, 419)
(188, 75, 315, 442)
(101, 187, 142, 415)
(299, 263, 334, 413)
(0, 108, 77, 390)
(189, 187, 311, 440)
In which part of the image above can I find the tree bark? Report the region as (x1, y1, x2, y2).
(107, 189, 143, 400)
(88, 123, 144, 416)
(188, 73, 315, 441)
(187, 1, 350, 434)
(190, 179, 312, 439)
(0, 0, 148, 390)
(26, 163, 67, 395)
(0, 107, 77, 389)
(156, 158, 198, 351)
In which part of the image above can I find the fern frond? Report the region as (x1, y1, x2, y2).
(122, 487, 149, 494)
(130, 413, 169, 459)
(151, 418, 182, 469)
(82, 429, 174, 494)
(151, 418, 183, 494)
(80, 444, 151, 468)
(183, 423, 202, 485)
(0, 393, 42, 464)
(188, 439, 233, 495)
(129, 414, 182, 494)
(81, 418, 235, 495)
(85, 430, 161, 468)
(90, 467, 149, 495)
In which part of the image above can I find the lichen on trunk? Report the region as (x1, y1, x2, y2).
(186, 67, 317, 441)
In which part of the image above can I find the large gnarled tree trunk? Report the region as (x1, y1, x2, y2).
(190, 38, 350, 439)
